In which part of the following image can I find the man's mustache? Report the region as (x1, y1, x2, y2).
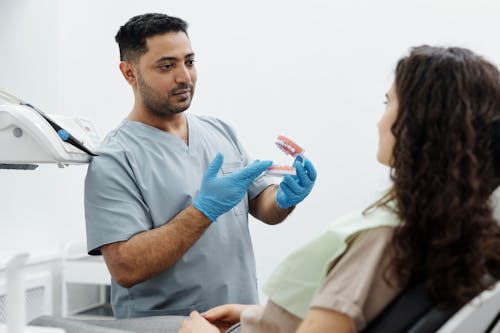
(171, 83, 193, 95)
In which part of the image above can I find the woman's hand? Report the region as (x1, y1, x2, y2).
(202, 304, 252, 332)
(179, 311, 219, 333)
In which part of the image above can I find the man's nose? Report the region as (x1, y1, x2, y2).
(175, 64, 192, 83)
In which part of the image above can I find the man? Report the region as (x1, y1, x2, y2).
(84, 13, 317, 319)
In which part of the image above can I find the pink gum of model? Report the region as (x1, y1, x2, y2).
(265, 135, 304, 176)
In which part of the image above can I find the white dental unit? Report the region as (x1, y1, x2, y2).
(0, 89, 100, 169)
(0, 89, 101, 333)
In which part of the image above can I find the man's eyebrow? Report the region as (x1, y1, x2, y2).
(155, 56, 177, 64)
(385, 93, 389, 100)
(155, 53, 195, 64)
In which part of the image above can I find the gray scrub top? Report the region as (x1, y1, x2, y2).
(84, 114, 274, 318)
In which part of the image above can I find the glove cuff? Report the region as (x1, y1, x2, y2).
(276, 195, 293, 209)
(192, 200, 218, 222)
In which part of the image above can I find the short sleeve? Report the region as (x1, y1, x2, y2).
(310, 226, 400, 332)
(84, 149, 152, 255)
(248, 172, 276, 200)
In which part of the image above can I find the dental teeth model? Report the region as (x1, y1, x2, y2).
(265, 135, 305, 176)
(266, 165, 297, 176)
(275, 134, 304, 159)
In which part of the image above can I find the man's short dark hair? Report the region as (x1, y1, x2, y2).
(115, 13, 188, 62)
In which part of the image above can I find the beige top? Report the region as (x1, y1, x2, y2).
(241, 226, 400, 333)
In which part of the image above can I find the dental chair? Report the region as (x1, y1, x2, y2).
(224, 280, 500, 333)
(29, 281, 500, 333)
(363, 280, 500, 333)
(362, 186, 500, 332)
(29, 315, 185, 333)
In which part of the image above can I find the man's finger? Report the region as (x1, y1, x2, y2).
(205, 153, 224, 178)
(282, 174, 302, 193)
(233, 160, 272, 181)
(294, 161, 311, 187)
(304, 159, 317, 181)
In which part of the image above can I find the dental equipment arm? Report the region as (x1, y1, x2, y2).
(0, 89, 100, 168)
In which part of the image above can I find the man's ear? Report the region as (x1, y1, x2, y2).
(119, 61, 137, 87)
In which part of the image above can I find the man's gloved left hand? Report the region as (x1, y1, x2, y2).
(276, 158, 317, 209)
(193, 153, 273, 221)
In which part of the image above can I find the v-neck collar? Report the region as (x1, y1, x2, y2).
(123, 113, 199, 156)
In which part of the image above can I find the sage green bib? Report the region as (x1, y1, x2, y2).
(262, 206, 400, 318)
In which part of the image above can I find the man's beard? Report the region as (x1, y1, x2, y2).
(137, 73, 193, 116)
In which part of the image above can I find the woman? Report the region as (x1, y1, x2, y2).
(179, 45, 500, 333)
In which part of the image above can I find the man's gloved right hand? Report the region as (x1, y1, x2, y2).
(193, 153, 272, 222)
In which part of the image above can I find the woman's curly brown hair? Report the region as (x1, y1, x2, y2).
(383, 45, 500, 307)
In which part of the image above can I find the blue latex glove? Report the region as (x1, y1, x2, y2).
(276, 157, 317, 209)
(193, 153, 273, 221)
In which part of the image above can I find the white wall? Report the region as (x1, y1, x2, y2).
(0, 0, 81, 255)
(2, 0, 500, 298)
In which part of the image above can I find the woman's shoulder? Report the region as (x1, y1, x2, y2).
(350, 225, 395, 244)
(311, 226, 399, 331)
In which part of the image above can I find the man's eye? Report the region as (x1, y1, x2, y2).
(186, 60, 196, 66)
(160, 64, 173, 70)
